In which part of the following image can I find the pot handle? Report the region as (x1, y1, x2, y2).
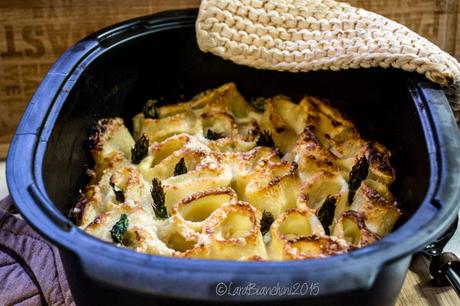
(27, 183, 73, 232)
(7, 133, 75, 246)
(416, 81, 460, 209)
(430, 252, 460, 297)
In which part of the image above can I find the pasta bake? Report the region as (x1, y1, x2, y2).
(71, 82, 400, 260)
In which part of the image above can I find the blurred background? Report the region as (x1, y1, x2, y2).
(1, 1, 459, 305)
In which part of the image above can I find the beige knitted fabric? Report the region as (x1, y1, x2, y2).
(196, 0, 460, 87)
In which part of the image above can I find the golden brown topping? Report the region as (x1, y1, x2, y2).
(75, 83, 399, 260)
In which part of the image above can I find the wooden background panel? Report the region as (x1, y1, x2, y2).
(456, 1, 460, 60)
(0, 0, 200, 156)
(350, 0, 457, 55)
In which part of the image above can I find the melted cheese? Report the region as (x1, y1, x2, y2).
(73, 82, 400, 260)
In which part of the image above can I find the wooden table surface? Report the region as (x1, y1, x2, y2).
(1, 1, 459, 305)
(399, 256, 459, 306)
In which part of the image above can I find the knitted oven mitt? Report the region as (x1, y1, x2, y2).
(196, 0, 460, 87)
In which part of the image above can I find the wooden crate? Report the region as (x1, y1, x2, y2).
(0, 0, 200, 158)
(0, 0, 458, 159)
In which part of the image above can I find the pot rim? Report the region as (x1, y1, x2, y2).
(6, 9, 460, 300)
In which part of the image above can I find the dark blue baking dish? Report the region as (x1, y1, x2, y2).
(6, 9, 460, 306)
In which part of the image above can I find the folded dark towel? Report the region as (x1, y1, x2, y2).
(0, 196, 74, 306)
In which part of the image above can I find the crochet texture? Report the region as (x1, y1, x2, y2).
(196, 0, 460, 87)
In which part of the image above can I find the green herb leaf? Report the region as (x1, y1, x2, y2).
(143, 99, 158, 119)
(316, 196, 336, 235)
(206, 129, 223, 140)
(111, 214, 129, 243)
(260, 211, 275, 235)
(256, 130, 276, 149)
(348, 156, 369, 204)
(131, 134, 149, 164)
(250, 97, 266, 111)
(110, 182, 125, 203)
(67, 207, 80, 225)
(151, 178, 167, 219)
(174, 157, 187, 176)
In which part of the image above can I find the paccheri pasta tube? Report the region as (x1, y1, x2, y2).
(72, 83, 400, 260)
